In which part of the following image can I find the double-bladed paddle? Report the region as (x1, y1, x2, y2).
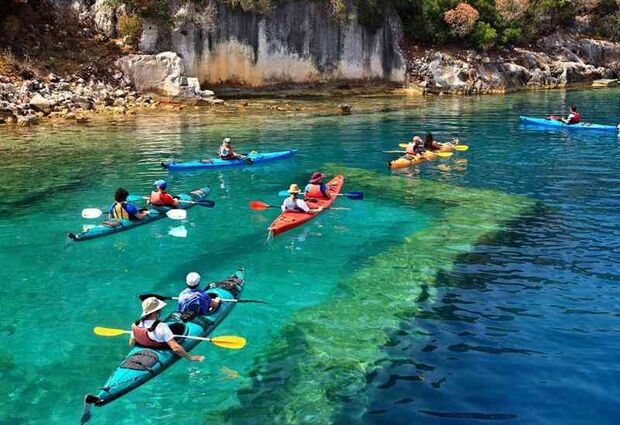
(127, 195, 215, 208)
(398, 143, 469, 152)
(138, 293, 270, 305)
(249, 200, 350, 211)
(93, 327, 246, 349)
(81, 208, 187, 220)
(276, 190, 364, 200)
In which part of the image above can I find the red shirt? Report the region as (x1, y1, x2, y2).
(149, 191, 176, 206)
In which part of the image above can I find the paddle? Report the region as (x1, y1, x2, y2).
(138, 293, 270, 305)
(93, 327, 246, 349)
(81, 208, 187, 220)
(249, 201, 350, 211)
(127, 195, 215, 208)
(399, 143, 468, 151)
(276, 190, 364, 200)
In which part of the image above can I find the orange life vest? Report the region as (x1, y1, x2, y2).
(131, 321, 169, 349)
(111, 202, 130, 220)
(305, 184, 329, 199)
(149, 190, 174, 207)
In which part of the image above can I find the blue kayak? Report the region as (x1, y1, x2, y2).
(161, 149, 296, 171)
(68, 186, 212, 242)
(519, 116, 619, 132)
(81, 269, 245, 422)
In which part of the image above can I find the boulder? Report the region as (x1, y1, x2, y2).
(17, 115, 39, 126)
(29, 94, 53, 114)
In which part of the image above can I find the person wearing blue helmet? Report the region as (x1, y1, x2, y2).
(148, 180, 180, 208)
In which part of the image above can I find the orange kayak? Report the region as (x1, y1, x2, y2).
(268, 175, 344, 237)
(389, 152, 438, 169)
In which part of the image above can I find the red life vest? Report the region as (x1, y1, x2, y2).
(131, 321, 169, 349)
(219, 146, 235, 160)
(569, 112, 581, 124)
(305, 184, 329, 199)
(149, 190, 174, 207)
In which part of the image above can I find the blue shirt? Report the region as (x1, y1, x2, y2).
(177, 288, 211, 316)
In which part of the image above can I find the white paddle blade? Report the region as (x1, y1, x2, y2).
(82, 208, 103, 219)
(168, 225, 188, 238)
(166, 209, 187, 220)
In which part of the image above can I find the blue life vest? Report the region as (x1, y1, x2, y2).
(177, 288, 211, 316)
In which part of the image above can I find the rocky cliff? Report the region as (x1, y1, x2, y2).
(134, 1, 406, 86)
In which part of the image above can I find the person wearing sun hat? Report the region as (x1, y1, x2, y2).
(177, 272, 221, 316)
(129, 296, 204, 362)
(405, 136, 424, 158)
(218, 137, 253, 164)
(281, 183, 324, 213)
(304, 171, 330, 199)
(148, 179, 180, 208)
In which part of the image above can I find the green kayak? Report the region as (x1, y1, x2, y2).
(80, 269, 245, 423)
(68, 185, 212, 242)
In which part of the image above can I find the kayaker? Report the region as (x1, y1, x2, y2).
(281, 184, 324, 213)
(178, 272, 221, 316)
(406, 136, 424, 158)
(148, 180, 180, 208)
(129, 297, 204, 362)
(304, 171, 330, 199)
(218, 137, 253, 164)
(424, 132, 459, 152)
(562, 106, 581, 125)
(109, 187, 148, 221)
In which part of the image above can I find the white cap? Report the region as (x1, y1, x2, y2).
(186, 272, 201, 287)
(223, 137, 231, 144)
(141, 297, 167, 318)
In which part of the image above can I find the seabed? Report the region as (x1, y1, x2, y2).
(214, 166, 538, 424)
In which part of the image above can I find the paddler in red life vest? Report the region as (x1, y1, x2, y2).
(129, 297, 204, 362)
(281, 184, 324, 213)
(304, 171, 330, 199)
(148, 180, 180, 208)
(218, 138, 240, 160)
(177, 272, 221, 316)
(562, 106, 581, 125)
(109, 187, 148, 221)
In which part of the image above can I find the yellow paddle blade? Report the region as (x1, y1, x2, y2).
(398, 143, 408, 149)
(93, 327, 130, 337)
(210, 335, 247, 349)
(454, 145, 469, 151)
(436, 151, 453, 158)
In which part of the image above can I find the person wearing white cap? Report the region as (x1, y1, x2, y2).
(217, 137, 253, 164)
(129, 296, 204, 362)
(177, 272, 221, 316)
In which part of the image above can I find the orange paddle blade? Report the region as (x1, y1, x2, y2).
(249, 201, 270, 210)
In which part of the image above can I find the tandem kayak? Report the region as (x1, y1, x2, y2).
(81, 269, 245, 422)
(162, 150, 297, 171)
(68, 186, 212, 242)
(268, 175, 344, 237)
(389, 152, 441, 170)
(519, 116, 619, 132)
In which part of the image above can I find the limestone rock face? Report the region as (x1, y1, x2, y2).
(29, 93, 53, 114)
(116, 52, 219, 102)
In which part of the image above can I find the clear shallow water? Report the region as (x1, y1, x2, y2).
(0, 88, 619, 424)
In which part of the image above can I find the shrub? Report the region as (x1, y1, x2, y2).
(472, 20, 497, 49)
(444, 3, 480, 38)
(117, 14, 143, 45)
(500, 25, 521, 45)
(495, 0, 529, 20)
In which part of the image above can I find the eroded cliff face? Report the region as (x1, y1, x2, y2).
(138, 2, 406, 86)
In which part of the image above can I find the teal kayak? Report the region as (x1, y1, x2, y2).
(161, 149, 296, 171)
(68, 186, 212, 242)
(519, 116, 619, 132)
(80, 269, 245, 422)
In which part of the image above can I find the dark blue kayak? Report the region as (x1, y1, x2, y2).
(520, 116, 619, 132)
(80, 269, 245, 423)
(68, 186, 212, 242)
(161, 150, 296, 171)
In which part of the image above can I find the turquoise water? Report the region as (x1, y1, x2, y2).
(1, 88, 619, 424)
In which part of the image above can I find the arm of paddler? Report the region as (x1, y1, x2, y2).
(167, 339, 204, 362)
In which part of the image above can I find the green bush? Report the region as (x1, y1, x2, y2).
(500, 25, 521, 46)
(117, 14, 143, 45)
(471, 20, 497, 50)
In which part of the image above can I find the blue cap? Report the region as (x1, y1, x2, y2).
(154, 179, 167, 189)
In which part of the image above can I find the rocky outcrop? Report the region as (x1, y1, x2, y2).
(138, 1, 406, 86)
(116, 52, 221, 104)
(406, 33, 620, 94)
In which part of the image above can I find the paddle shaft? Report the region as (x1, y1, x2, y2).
(108, 329, 233, 343)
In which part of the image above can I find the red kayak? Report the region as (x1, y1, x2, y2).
(268, 175, 344, 237)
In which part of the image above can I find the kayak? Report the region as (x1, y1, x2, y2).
(81, 269, 245, 417)
(268, 175, 344, 237)
(389, 152, 439, 170)
(162, 150, 297, 171)
(68, 186, 212, 242)
(519, 116, 619, 132)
